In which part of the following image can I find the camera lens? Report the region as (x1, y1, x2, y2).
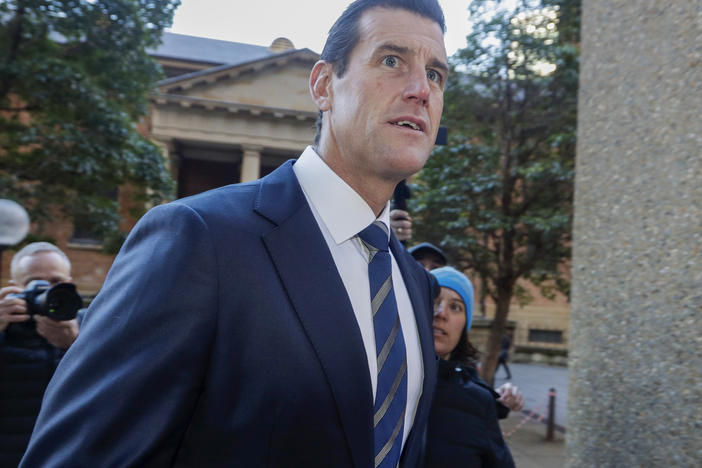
(38, 283, 83, 321)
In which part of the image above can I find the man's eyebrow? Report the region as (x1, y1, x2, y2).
(375, 43, 410, 56)
(375, 42, 449, 76)
(428, 58, 449, 77)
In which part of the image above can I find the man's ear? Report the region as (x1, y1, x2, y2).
(309, 60, 334, 112)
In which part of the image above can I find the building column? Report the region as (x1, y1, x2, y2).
(240, 145, 262, 182)
(568, 1, 701, 466)
(152, 138, 177, 181)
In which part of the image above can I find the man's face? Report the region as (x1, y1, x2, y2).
(322, 7, 447, 187)
(12, 252, 72, 288)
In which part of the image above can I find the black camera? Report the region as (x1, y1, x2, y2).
(8, 280, 83, 321)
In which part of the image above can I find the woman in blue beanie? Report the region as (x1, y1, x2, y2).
(424, 266, 521, 468)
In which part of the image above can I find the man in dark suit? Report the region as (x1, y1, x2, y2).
(20, 0, 448, 466)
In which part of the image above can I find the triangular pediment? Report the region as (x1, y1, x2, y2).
(155, 49, 319, 113)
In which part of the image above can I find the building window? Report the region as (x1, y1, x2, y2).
(175, 143, 243, 198)
(528, 329, 564, 344)
(178, 157, 240, 198)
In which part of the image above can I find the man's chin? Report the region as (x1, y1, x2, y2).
(392, 150, 432, 176)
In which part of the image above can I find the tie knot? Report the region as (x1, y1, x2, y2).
(358, 221, 390, 252)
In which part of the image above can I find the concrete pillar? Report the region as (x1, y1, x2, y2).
(568, 1, 702, 466)
(241, 145, 262, 182)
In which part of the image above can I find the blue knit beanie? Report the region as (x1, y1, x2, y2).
(431, 266, 474, 331)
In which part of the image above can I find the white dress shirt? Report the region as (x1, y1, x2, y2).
(293, 146, 423, 450)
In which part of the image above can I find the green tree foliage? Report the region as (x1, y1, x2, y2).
(411, 0, 580, 384)
(0, 0, 180, 251)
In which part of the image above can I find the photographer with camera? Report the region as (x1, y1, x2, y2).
(0, 242, 82, 466)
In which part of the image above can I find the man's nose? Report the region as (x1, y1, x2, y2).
(403, 65, 430, 105)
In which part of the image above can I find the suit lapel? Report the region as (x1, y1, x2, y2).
(390, 235, 437, 466)
(256, 161, 373, 468)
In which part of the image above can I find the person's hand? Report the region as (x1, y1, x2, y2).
(34, 316, 79, 350)
(0, 286, 30, 332)
(390, 209, 412, 242)
(496, 382, 524, 412)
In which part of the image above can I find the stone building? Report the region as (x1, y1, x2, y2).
(148, 33, 319, 196)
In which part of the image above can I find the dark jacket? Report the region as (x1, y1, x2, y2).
(0, 323, 64, 467)
(424, 360, 515, 468)
(20, 161, 438, 468)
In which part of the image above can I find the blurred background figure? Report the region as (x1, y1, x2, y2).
(389, 209, 413, 243)
(388, 203, 447, 271)
(497, 333, 512, 380)
(408, 242, 447, 271)
(0, 242, 82, 466)
(425, 266, 522, 468)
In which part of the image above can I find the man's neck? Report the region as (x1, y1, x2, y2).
(314, 146, 397, 217)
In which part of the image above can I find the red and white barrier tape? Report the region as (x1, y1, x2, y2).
(502, 397, 549, 438)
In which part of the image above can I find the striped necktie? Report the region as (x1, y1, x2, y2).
(358, 221, 407, 468)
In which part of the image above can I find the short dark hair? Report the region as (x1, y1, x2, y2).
(314, 0, 446, 145)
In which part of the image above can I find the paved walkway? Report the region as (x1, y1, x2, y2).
(500, 409, 566, 468)
(494, 362, 569, 429)
(495, 363, 569, 467)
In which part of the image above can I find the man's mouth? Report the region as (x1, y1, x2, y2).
(433, 327, 447, 336)
(393, 120, 421, 131)
(390, 118, 425, 132)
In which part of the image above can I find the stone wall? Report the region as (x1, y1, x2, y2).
(568, 1, 702, 466)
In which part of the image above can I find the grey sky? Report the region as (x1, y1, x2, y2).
(168, 0, 475, 56)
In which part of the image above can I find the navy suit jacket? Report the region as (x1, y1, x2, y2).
(20, 161, 438, 468)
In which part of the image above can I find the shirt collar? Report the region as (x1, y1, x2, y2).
(293, 146, 390, 244)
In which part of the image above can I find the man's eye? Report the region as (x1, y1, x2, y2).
(427, 69, 442, 83)
(382, 56, 399, 68)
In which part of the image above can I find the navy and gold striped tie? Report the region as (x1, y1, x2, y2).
(358, 221, 407, 468)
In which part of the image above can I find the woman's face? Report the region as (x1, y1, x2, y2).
(433, 287, 467, 360)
